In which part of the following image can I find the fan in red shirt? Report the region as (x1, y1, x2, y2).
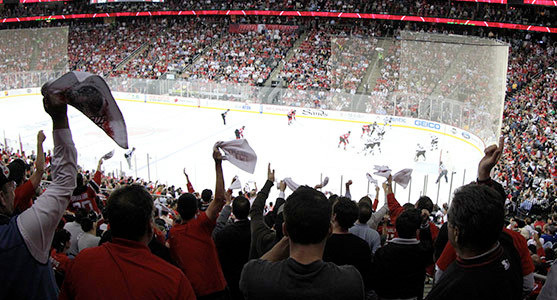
(169, 146, 228, 299)
(49, 229, 73, 288)
(10, 130, 46, 214)
(69, 158, 103, 214)
(60, 185, 196, 300)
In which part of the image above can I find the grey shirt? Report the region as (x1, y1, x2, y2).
(349, 223, 381, 254)
(77, 232, 100, 253)
(64, 221, 84, 257)
(240, 257, 364, 300)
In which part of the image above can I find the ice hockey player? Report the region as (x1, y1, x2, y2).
(430, 135, 439, 150)
(338, 131, 351, 150)
(384, 116, 393, 127)
(361, 123, 372, 137)
(435, 161, 448, 183)
(235, 126, 245, 139)
(124, 147, 136, 169)
(287, 109, 296, 125)
(377, 126, 386, 140)
(362, 137, 381, 155)
(221, 109, 230, 125)
(414, 143, 426, 161)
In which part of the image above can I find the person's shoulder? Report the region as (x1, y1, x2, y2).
(323, 262, 363, 285)
(244, 258, 278, 270)
(147, 250, 186, 278)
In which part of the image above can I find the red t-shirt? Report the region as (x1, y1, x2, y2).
(169, 212, 227, 297)
(50, 249, 73, 275)
(60, 238, 195, 300)
(436, 228, 534, 276)
(69, 171, 102, 213)
(14, 180, 35, 213)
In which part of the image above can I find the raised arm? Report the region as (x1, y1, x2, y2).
(345, 180, 352, 199)
(17, 97, 77, 264)
(250, 164, 274, 222)
(28, 130, 46, 188)
(372, 185, 379, 211)
(184, 168, 195, 193)
(212, 190, 232, 238)
(206, 146, 225, 221)
(384, 176, 403, 223)
(248, 163, 276, 258)
(13, 131, 46, 213)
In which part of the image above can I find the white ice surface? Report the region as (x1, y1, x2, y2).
(1, 95, 483, 206)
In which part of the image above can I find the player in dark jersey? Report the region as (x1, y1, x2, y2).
(362, 137, 381, 155)
(430, 135, 439, 150)
(338, 131, 351, 150)
(377, 127, 386, 140)
(221, 109, 230, 125)
(414, 144, 426, 161)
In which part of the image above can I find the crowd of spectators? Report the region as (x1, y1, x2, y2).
(1, 12, 557, 300)
(0, 27, 67, 73)
(115, 18, 221, 79)
(69, 20, 160, 77)
(1, 100, 556, 299)
(0, 0, 555, 27)
(183, 26, 299, 85)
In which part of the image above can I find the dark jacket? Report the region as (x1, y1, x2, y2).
(214, 217, 251, 300)
(248, 180, 276, 259)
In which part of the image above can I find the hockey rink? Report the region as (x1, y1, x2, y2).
(1, 94, 484, 206)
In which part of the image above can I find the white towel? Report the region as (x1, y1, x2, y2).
(215, 139, 257, 174)
(228, 176, 242, 190)
(366, 173, 378, 185)
(373, 165, 392, 178)
(392, 168, 413, 188)
(321, 176, 329, 188)
(101, 150, 114, 160)
(283, 177, 300, 191)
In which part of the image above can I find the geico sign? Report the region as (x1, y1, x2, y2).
(414, 120, 441, 130)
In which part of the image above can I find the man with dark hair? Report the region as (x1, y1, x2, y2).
(371, 207, 433, 300)
(50, 229, 72, 284)
(426, 184, 522, 300)
(324, 197, 373, 292)
(76, 212, 100, 252)
(388, 184, 439, 239)
(169, 146, 228, 300)
(350, 202, 381, 254)
(214, 194, 251, 300)
(240, 186, 364, 300)
(0, 97, 77, 299)
(70, 157, 103, 214)
(10, 130, 46, 214)
(63, 208, 87, 257)
(200, 188, 212, 211)
(434, 139, 535, 294)
(60, 184, 195, 299)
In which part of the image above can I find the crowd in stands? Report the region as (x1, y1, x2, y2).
(0, 27, 67, 73)
(115, 18, 221, 79)
(1, 97, 557, 299)
(0, 0, 555, 27)
(69, 20, 160, 77)
(0, 10, 557, 299)
(183, 26, 299, 85)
